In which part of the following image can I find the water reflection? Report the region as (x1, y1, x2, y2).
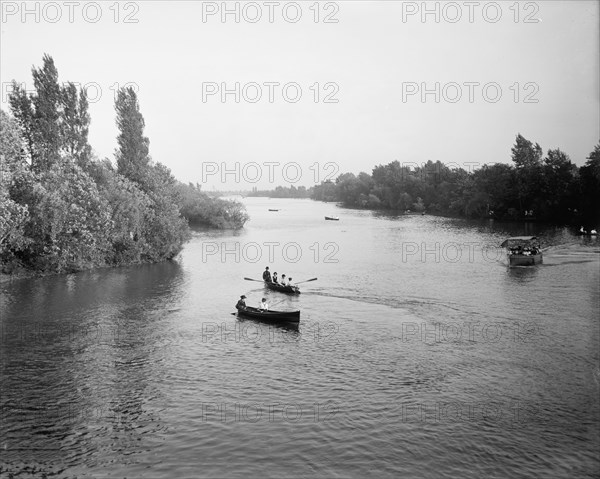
(0, 261, 185, 473)
(370, 210, 404, 220)
(236, 316, 300, 334)
(505, 264, 541, 282)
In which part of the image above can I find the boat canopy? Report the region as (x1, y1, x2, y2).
(501, 236, 539, 247)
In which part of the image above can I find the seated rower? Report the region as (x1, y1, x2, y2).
(272, 272, 278, 283)
(259, 298, 269, 311)
(235, 295, 247, 310)
(288, 277, 293, 286)
(280, 274, 286, 284)
(262, 266, 272, 282)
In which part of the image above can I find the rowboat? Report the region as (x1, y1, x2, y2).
(268, 209, 279, 211)
(264, 281, 301, 295)
(325, 216, 339, 221)
(501, 236, 543, 266)
(236, 306, 300, 324)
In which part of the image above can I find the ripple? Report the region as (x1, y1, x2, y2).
(1, 207, 599, 478)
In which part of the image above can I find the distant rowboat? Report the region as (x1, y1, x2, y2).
(269, 209, 279, 211)
(325, 216, 339, 221)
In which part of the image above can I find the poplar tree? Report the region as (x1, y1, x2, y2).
(114, 87, 150, 188)
(61, 82, 92, 166)
(8, 54, 91, 171)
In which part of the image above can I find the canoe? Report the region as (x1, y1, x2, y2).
(268, 209, 279, 211)
(325, 216, 339, 221)
(236, 306, 300, 323)
(264, 281, 301, 295)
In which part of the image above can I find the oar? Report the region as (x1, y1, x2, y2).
(244, 277, 263, 282)
(294, 277, 317, 285)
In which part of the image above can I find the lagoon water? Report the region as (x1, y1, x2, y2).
(1, 198, 599, 478)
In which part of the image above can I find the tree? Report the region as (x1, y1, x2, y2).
(176, 182, 249, 228)
(8, 55, 92, 172)
(2, 56, 237, 274)
(579, 143, 600, 223)
(511, 134, 544, 213)
(335, 173, 359, 205)
(60, 82, 92, 167)
(511, 133, 543, 169)
(540, 149, 577, 219)
(471, 163, 517, 217)
(9, 54, 62, 172)
(89, 158, 151, 264)
(0, 109, 24, 165)
(0, 110, 31, 264)
(23, 163, 112, 272)
(412, 197, 425, 212)
(311, 180, 338, 202)
(115, 87, 150, 188)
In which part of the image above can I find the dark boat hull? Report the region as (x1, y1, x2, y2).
(264, 281, 301, 295)
(236, 306, 300, 323)
(325, 216, 339, 221)
(508, 253, 543, 266)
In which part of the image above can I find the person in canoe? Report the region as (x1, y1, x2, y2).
(287, 277, 293, 286)
(259, 297, 269, 311)
(272, 272, 278, 283)
(262, 266, 272, 282)
(235, 295, 247, 311)
(280, 274, 286, 284)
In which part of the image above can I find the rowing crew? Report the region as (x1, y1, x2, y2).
(262, 266, 293, 286)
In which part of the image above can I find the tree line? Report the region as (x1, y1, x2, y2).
(311, 135, 600, 225)
(246, 185, 310, 198)
(0, 55, 248, 275)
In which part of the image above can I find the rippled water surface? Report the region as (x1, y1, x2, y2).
(1, 198, 599, 478)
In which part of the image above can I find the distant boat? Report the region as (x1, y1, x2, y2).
(325, 216, 339, 221)
(501, 236, 543, 266)
(268, 209, 279, 212)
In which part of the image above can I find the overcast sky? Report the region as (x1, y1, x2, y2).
(1, 1, 598, 189)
